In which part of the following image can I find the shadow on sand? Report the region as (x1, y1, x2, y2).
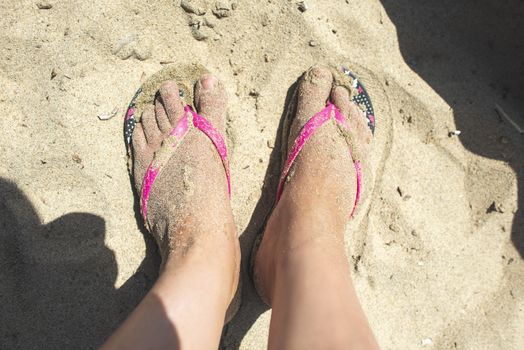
(378, 0, 524, 256)
(0, 178, 161, 349)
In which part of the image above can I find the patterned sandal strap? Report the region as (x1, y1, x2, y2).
(276, 102, 362, 217)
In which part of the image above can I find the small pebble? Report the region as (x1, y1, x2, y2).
(98, 107, 119, 121)
(189, 17, 215, 41)
(448, 130, 461, 137)
(50, 68, 58, 80)
(249, 89, 259, 97)
(213, 0, 232, 18)
(486, 201, 505, 213)
(267, 140, 275, 149)
(204, 17, 217, 28)
(113, 35, 151, 60)
(421, 338, 433, 346)
(191, 27, 209, 40)
(36, 1, 52, 9)
(180, 0, 207, 15)
(72, 154, 82, 164)
(134, 46, 151, 61)
(297, 1, 308, 12)
(389, 223, 400, 233)
(309, 40, 317, 47)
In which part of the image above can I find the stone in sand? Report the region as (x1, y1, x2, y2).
(189, 17, 215, 41)
(213, 1, 232, 18)
(180, 0, 207, 15)
(113, 36, 152, 61)
(36, 1, 52, 9)
(297, 1, 308, 12)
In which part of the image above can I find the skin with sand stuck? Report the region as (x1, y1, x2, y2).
(101, 66, 378, 349)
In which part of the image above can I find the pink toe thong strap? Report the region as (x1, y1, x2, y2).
(276, 102, 362, 217)
(140, 105, 231, 219)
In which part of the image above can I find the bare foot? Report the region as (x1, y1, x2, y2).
(131, 75, 240, 304)
(254, 65, 373, 304)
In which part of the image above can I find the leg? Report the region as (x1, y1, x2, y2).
(101, 75, 240, 350)
(254, 67, 379, 349)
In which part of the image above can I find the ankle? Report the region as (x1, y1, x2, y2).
(161, 218, 240, 302)
(256, 202, 346, 302)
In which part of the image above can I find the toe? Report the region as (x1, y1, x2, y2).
(350, 103, 373, 145)
(330, 85, 352, 120)
(132, 123, 154, 192)
(141, 105, 163, 148)
(132, 121, 148, 153)
(291, 66, 333, 142)
(331, 85, 371, 143)
(159, 80, 185, 127)
(194, 74, 228, 133)
(155, 94, 173, 135)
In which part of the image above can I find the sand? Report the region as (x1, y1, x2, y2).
(1, 0, 523, 349)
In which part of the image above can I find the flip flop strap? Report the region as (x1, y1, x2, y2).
(276, 102, 362, 217)
(189, 106, 232, 196)
(140, 105, 231, 219)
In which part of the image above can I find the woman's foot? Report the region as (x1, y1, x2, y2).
(254, 66, 372, 302)
(133, 74, 240, 313)
(101, 75, 240, 350)
(253, 66, 378, 349)
(132, 75, 240, 291)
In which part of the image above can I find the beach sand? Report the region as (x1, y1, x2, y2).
(1, 0, 523, 349)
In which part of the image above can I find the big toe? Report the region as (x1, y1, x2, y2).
(290, 66, 333, 145)
(194, 74, 228, 134)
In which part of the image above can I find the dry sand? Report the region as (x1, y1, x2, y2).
(1, 0, 523, 349)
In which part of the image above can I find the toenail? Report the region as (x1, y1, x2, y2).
(159, 81, 181, 101)
(308, 66, 331, 85)
(310, 66, 331, 80)
(201, 75, 217, 91)
(160, 80, 178, 93)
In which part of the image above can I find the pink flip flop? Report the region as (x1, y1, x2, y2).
(123, 65, 240, 323)
(123, 77, 231, 223)
(127, 103, 231, 221)
(250, 66, 376, 305)
(275, 100, 363, 217)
